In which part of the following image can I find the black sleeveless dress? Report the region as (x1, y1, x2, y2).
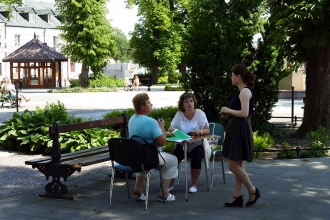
(222, 87, 255, 162)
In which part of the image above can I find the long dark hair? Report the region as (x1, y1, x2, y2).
(232, 63, 256, 87)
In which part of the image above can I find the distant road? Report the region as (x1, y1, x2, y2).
(0, 87, 303, 124)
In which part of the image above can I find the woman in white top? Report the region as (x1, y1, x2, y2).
(4, 79, 30, 102)
(167, 92, 210, 193)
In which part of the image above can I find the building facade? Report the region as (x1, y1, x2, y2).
(0, 0, 75, 87)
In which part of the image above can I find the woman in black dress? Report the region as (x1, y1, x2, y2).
(220, 63, 260, 207)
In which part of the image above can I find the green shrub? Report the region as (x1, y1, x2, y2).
(253, 131, 275, 158)
(164, 83, 185, 91)
(158, 75, 169, 84)
(277, 142, 297, 159)
(300, 126, 329, 158)
(70, 79, 80, 88)
(89, 73, 124, 88)
(0, 101, 120, 154)
(48, 87, 117, 93)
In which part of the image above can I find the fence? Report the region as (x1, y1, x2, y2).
(271, 86, 304, 127)
(254, 147, 330, 159)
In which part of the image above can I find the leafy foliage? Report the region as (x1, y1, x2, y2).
(129, 0, 185, 84)
(249, 29, 291, 132)
(0, 101, 69, 153)
(69, 79, 80, 88)
(112, 27, 131, 62)
(277, 142, 297, 159)
(184, 0, 264, 122)
(0, 101, 119, 154)
(88, 73, 125, 88)
(300, 126, 329, 158)
(269, 0, 330, 137)
(55, 0, 116, 87)
(269, 0, 330, 64)
(253, 131, 275, 158)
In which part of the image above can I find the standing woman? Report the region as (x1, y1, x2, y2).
(220, 63, 260, 207)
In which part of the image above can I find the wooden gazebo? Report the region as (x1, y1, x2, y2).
(2, 36, 68, 88)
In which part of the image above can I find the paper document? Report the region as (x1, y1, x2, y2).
(166, 129, 192, 142)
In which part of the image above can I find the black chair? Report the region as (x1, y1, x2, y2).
(108, 137, 165, 211)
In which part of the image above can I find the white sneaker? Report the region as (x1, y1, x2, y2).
(168, 186, 174, 192)
(189, 186, 197, 193)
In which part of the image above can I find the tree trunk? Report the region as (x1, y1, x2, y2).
(295, 45, 330, 137)
(80, 62, 89, 88)
(180, 61, 186, 76)
(151, 65, 158, 84)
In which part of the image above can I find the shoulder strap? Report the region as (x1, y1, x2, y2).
(178, 111, 183, 129)
(196, 109, 201, 130)
(130, 135, 149, 145)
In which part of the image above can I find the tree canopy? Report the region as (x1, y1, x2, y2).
(111, 27, 130, 63)
(185, 0, 265, 120)
(129, 0, 185, 84)
(55, 0, 116, 87)
(269, 0, 330, 136)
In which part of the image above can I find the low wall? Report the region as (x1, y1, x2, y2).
(279, 90, 305, 99)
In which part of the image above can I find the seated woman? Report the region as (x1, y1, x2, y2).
(133, 74, 140, 91)
(4, 79, 30, 104)
(128, 93, 178, 201)
(168, 92, 210, 193)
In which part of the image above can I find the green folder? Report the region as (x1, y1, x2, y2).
(166, 129, 192, 142)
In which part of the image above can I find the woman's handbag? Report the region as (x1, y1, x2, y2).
(130, 135, 159, 170)
(203, 138, 211, 169)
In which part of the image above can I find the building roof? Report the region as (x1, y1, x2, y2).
(0, 1, 60, 28)
(2, 36, 68, 62)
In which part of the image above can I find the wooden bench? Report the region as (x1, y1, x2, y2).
(139, 77, 152, 91)
(1, 92, 22, 108)
(25, 115, 129, 199)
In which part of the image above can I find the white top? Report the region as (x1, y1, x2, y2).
(170, 109, 208, 152)
(4, 84, 15, 92)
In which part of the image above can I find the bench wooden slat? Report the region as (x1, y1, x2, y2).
(25, 146, 109, 166)
(60, 146, 108, 158)
(25, 156, 51, 165)
(49, 117, 127, 135)
(56, 154, 110, 169)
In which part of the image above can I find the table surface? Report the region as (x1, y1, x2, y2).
(167, 134, 212, 143)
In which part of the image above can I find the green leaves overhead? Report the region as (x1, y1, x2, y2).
(55, 0, 116, 86)
(129, 0, 186, 83)
(185, 0, 265, 120)
(269, 0, 330, 63)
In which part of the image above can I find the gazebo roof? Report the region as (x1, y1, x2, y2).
(2, 36, 68, 62)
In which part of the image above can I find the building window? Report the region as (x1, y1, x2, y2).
(48, 13, 54, 22)
(29, 12, 35, 22)
(15, 35, 20, 46)
(53, 36, 58, 47)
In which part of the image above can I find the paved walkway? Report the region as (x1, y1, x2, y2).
(1, 86, 323, 220)
(0, 152, 329, 219)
